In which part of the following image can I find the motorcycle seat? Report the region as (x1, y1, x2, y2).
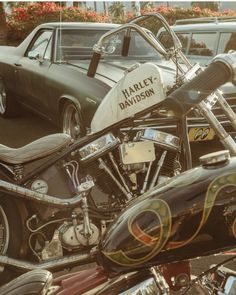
(0, 269, 52, 295)
(0, 133, 72, 164)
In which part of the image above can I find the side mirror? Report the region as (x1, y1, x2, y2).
(28, 51, 41, 60)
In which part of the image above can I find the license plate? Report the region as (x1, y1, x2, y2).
(188, 127, 215, 142)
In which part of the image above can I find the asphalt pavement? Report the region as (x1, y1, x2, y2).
(0, 109, 58, 147)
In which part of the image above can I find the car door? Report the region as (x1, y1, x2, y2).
(14, 29, 53, 116)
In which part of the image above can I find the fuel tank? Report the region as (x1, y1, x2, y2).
(99, 151, 236, 273)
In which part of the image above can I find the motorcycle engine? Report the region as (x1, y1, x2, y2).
(78, 129, 181, 200)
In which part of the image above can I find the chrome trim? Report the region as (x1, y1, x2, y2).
(109, 152, 133, 200)
(140, 129, 180, 151)
(0, 252, 92, 271)
(200, 150, 230, 166)
(198, 100, 236, 155)
(0, 179, 94, 208)
(98, 158, 133, 200)
(215, 91, 236, 130)
(79, 133, 119, 162)
(149, 150, 167, 190)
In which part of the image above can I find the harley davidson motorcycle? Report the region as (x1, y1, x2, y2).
(2, 16, 236, 294)
(1, 12, 236, 289)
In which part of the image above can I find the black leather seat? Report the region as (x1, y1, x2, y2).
(0, 269, 52, 295)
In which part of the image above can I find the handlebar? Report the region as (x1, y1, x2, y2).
(165, 52, 236, 116)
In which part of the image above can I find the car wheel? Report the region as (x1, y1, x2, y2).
(0, 198, 25, 285)
(62, 101, 85, 140)
(0, 79, 17, 118)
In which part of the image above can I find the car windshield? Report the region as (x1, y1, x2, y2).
(56, 28, 161, 62)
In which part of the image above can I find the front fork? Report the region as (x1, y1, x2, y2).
(197, 94, 236, 156)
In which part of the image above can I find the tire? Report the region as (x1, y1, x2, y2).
(0, 79, 18, 118)
(0, 198, 25, 285)
(61, 101, 85, 140)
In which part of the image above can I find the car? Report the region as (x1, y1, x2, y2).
(0, 18, 234, 148)
(157, 16, 236, 67)
(156, 16, 236, 131)
(0, 21, 173, 139)
(0, 22, 118, 139)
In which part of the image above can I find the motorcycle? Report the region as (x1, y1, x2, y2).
(2, 28, 236, 295)
(1, 12, 236, 288)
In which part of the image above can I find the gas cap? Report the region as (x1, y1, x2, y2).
(200, 150, 230, 168)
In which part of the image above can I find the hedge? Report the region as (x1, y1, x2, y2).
(7, 2, 108, 44)
(6, 2, 236, 45)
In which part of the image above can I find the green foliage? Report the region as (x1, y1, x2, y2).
(6, 2, 108, 44)
(6, 2, 236, 45)
(108, 1, 125, 23)
(191, 2, 219, 12)
(137, 5, 236, 26)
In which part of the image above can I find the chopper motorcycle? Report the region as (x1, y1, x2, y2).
(1, 12, 236, 287)
(2, 18, 236, 295)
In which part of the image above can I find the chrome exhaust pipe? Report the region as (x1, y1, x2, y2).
(0, 252, 93, 272)
(0, 179, 94, 208)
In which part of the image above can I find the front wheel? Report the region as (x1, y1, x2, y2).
(0, 79, 18, 118)
(0, 198, 25, 285)
(61, 101, 85, 140)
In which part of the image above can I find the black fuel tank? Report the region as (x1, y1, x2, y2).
(99, 153, 236, 273)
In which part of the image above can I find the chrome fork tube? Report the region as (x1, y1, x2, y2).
(198, 100, 236, 155)
(215, 90, 236, 131)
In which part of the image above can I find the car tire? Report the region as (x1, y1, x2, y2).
(61, 101, 85, 140)
(0, 198, 25, 285)
(0, 79, 18, 118)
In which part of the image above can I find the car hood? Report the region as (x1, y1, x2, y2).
(70, 59, 177, 89)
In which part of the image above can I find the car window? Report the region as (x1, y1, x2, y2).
(189, 32, 217, 56)
(103, 30, 162, 59)
(27, 30, 53, 60)
(157, 31, 190, 54)
(218, 32, 236, 53)
(156, 31, 173, 50)
(56, 29, 107, 61)
(56, 28, 162, 61)
(176, 33, 190, 54)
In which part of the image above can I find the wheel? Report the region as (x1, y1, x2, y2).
(61, 101, 85, 140)
(0, 79, 17, 118)
(0, 198, 25, 285)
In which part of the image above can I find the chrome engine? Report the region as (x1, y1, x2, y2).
(27, 129, 181, 261)
(78, 129, 181, 199)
